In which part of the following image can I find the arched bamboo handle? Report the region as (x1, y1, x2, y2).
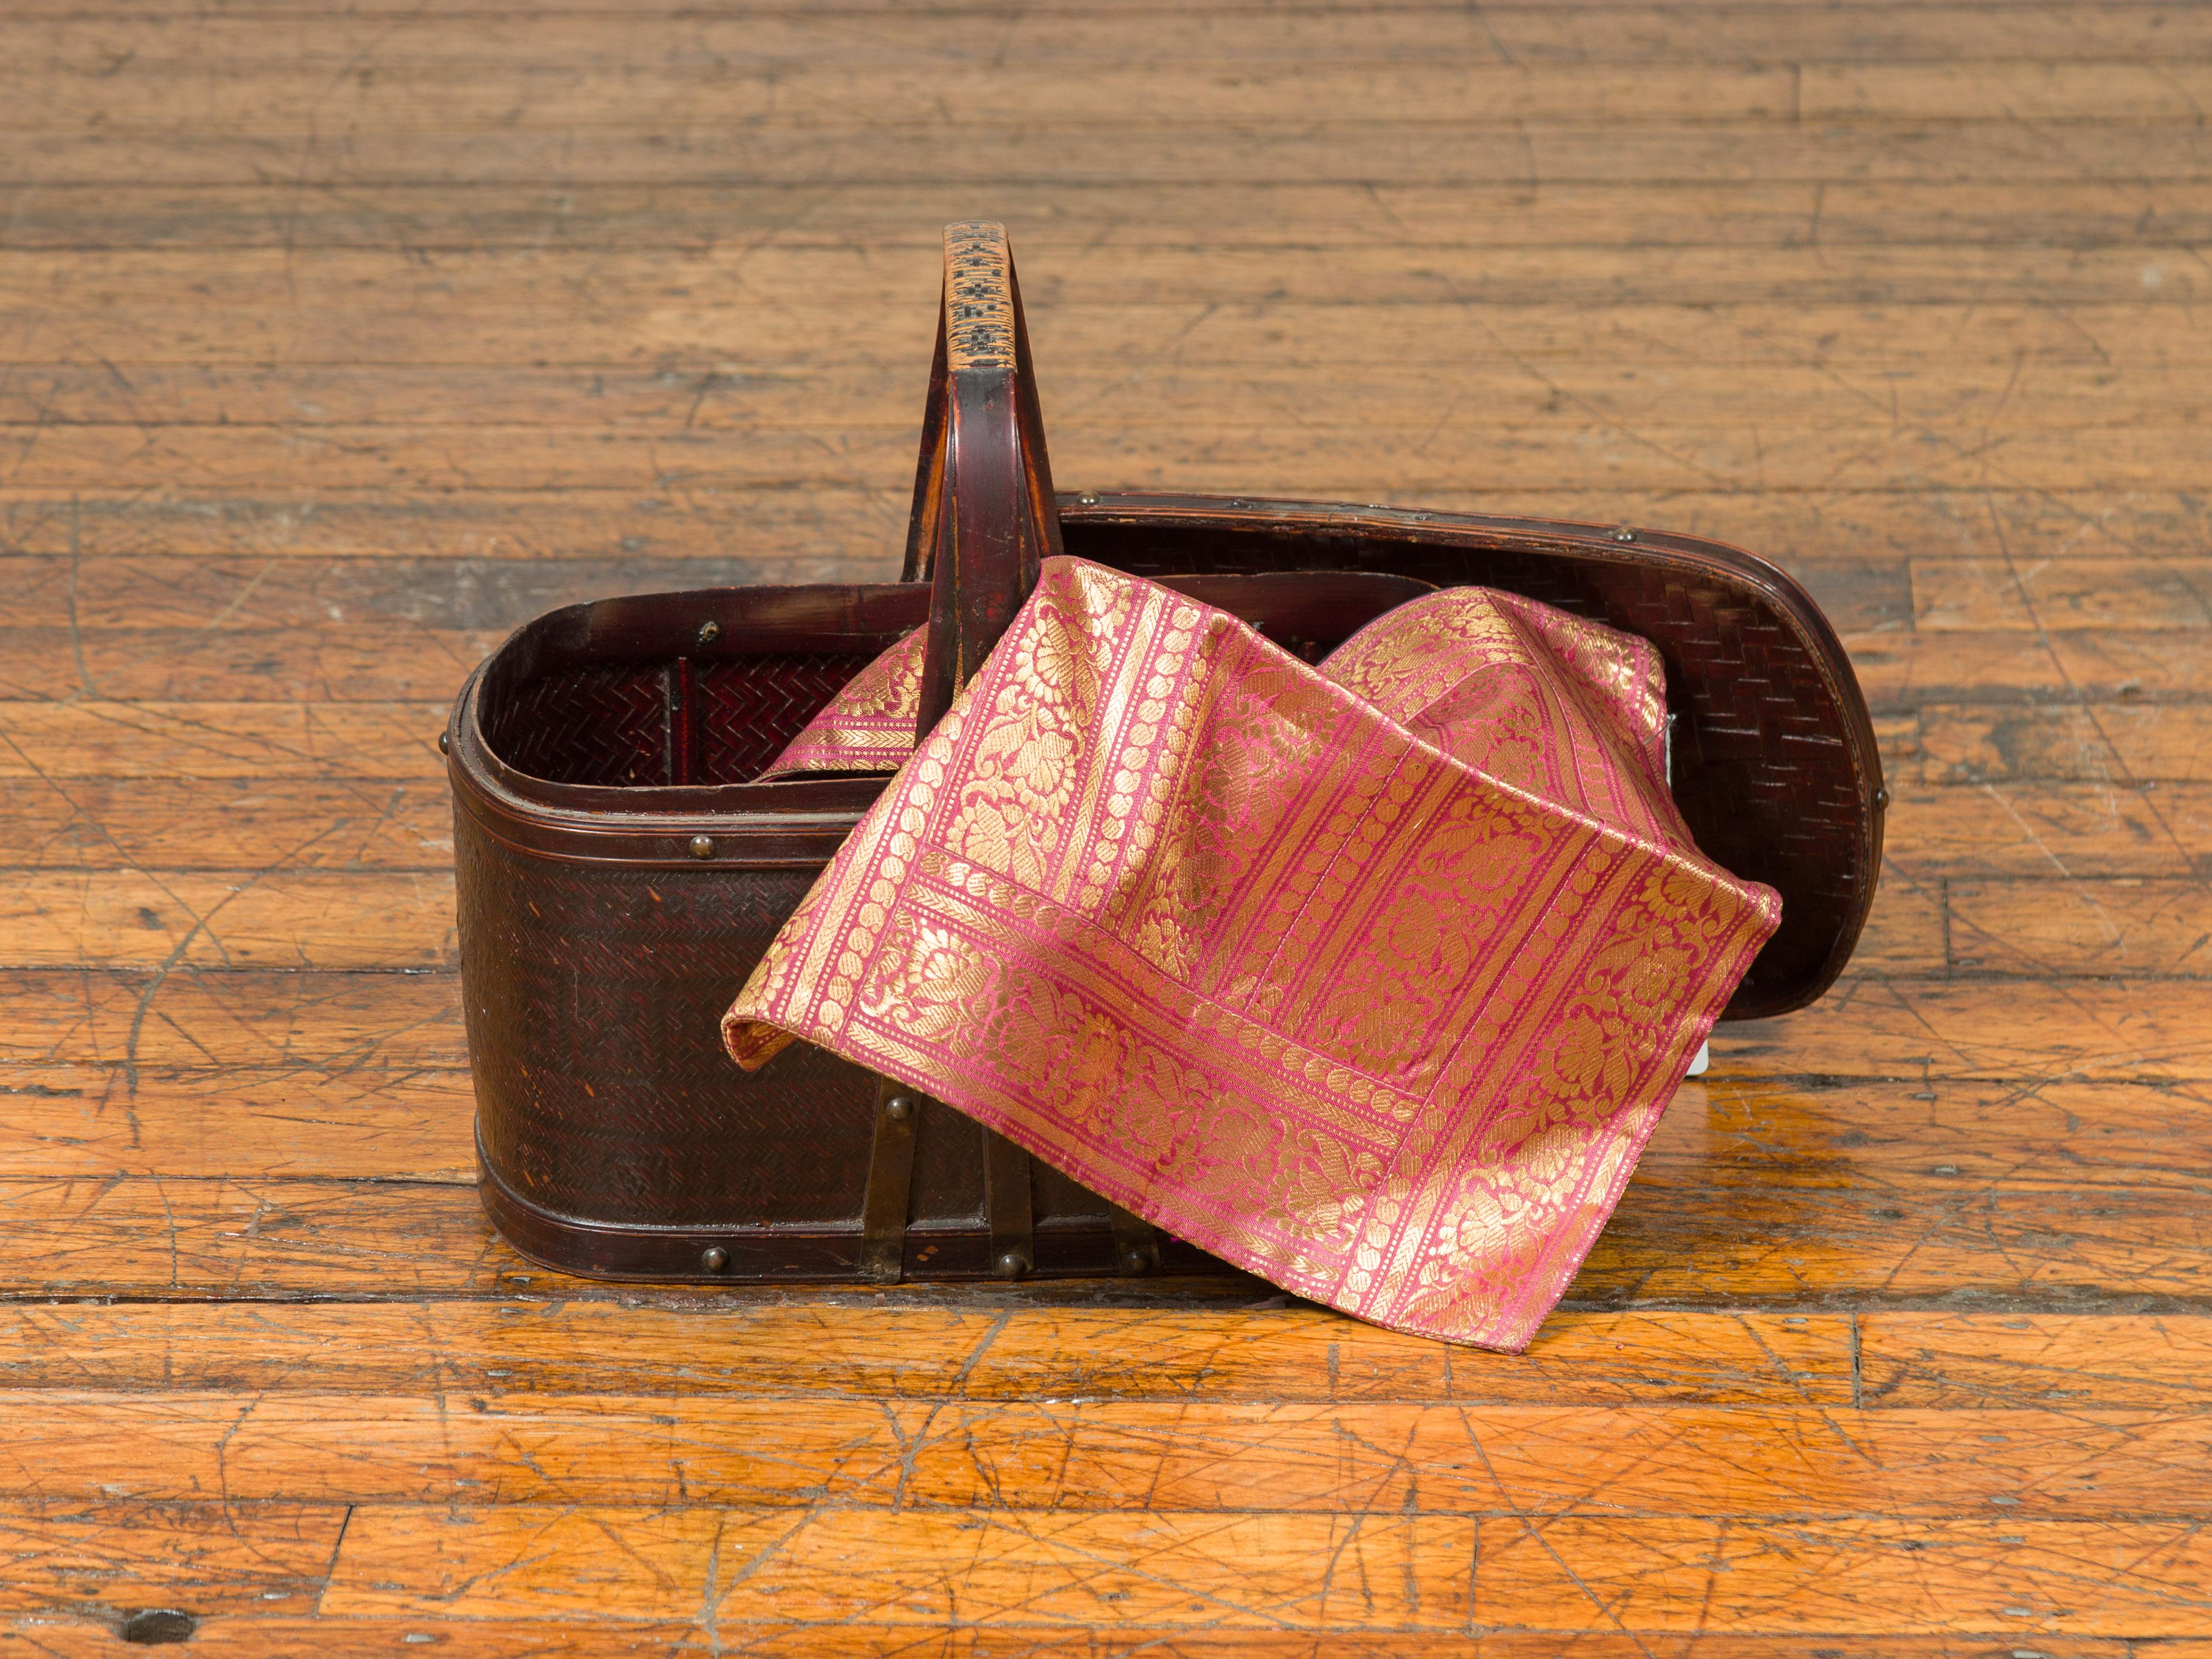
(903, 223, 1064, 735)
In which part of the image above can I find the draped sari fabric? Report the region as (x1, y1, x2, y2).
(724, 558, 1780, 1350)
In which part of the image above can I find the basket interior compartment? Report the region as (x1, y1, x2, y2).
(486, 651, 880, 787)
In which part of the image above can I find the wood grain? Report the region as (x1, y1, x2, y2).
(5, 488, 2203, 567)
(0, 1064, 475, 1180)
(319, 1504, 1477, 1627)
(6, 418, 2209, 496)
(6, 1394, 2209, 1516)
(0, 1625, 2166, 1659)
(1475, 1517, 2212, 1634)
(0, 1144, 2201, 1305)
(0, 1500, 344, 1616)
(0, 703, 445, 781)
(2, 0, 2205, 1642)
(0, 1302, 1851, 1403)
(9, 9, 2209, 73)
(12, 121, 2212, 188)
(1860, 1311, 2212, 1409)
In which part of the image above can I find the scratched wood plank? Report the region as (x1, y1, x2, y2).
(1805, 60, 2212, 121)
(14, 243, 2210, 319)
(1476, 1516, 2212, 1635)
(0, 1302, 1851, 1403)
(0, 487, 2196, 565)
(0, 627, 508, 703)
(10, 119, 2212, 188)
(0, 967, 467, 1069)
(0, 870, 455, 970)
(0, 1621, 2164, 1659)
(2035, 629, 2212, 699)
(0, 703, 444, 781)
(1715, 981, 2212, 1081)
(0, 1499, 345, 1616)
(4, 1394, 2207, 1516)
(6, 0, 2202, 21)
(10, 181, 2212, 255)
(0, 1178, 528, 1299)
(1860, 1312, 2212, 1409)
(0, 1619, 714, 1657)
(11, 7, 2211, 70)
(1570, 1182, 2212, 1308)
(0, 553, 853, 630)
(1845, 880, 1945, 974)
(0, 781, 455, 871)
(318, 1504, 1476, 1627)
(1946, 879, 2212, 976)
(872, 1402, 2212, 1519)
(1883, 780, 2212, 878)
(2, 361, 2199, 432)
(1915, 559, 2212, 631)
(1847, 632, 2212, 715)
(1921, 705, 2212, 785)
(0, 1158, 2200, 1305)
(8, 268, 2212, 365)
(16, 58, 2199, 129)
(0, 488, 913, 561)
(5, 298, 2205, 379)
(0, 1064, 475, 1180)
(4, 60, 1813, 128)
(3, 420, 2208, 496)
(1651, 1078, 2212, 1192)
(6, 1066, 2198, 1198)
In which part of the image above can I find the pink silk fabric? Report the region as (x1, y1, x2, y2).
(725, 558, 1780, 1350)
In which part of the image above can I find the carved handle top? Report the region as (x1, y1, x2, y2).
(942, 221, 1017, 374)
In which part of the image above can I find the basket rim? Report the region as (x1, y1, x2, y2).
(448, 492, 1883, 1019)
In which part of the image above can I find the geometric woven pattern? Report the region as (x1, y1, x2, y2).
(698, 654, 881, 782)
(456, 813, 887, 1226)
(489, 660, 672, 786)
(486, 652, 876, 787)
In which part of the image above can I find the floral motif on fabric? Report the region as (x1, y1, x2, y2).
(720, 559, 1780, 1351)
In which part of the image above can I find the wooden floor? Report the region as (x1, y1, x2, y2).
(2, 0, 2210, 1651)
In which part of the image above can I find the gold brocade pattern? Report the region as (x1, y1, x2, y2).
(723, 559, 1780, 1351)
(757, 629, 926, 778)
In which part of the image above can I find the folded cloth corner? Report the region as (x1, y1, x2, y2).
(723, 556, 1779, 1351)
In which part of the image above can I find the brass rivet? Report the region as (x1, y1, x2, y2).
(697, 620, 722, 645)
(438, 730, 451, 755)
(1078, 493, 1099, 506)
(1119, 1245, 1152, 1274)
(688, 835, 715, 859)
(1874, 786, 1891, 810)
(995, 1250, 1027, 1279)
(700, 1245, 728, 1272)
(884, 1096, 912, 1121)
(1613, 527, 1637, 542)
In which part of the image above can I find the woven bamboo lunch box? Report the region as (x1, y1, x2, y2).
(446, 224, 1884, 1289)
